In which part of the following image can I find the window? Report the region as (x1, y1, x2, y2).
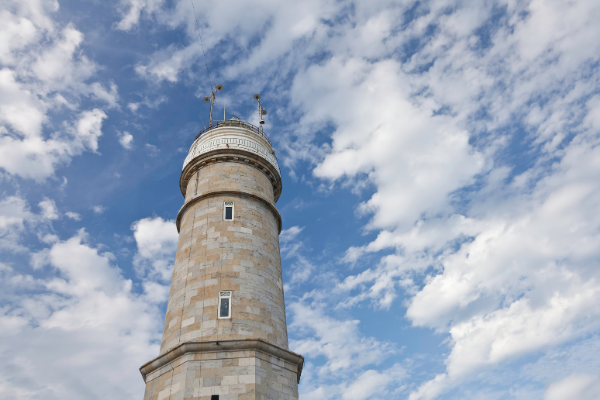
(224, 201, 234, 221)
(211, 396, 219, 400)
(218, 291, 232, 319)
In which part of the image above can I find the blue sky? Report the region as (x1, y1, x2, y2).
(1, 0, 600, 399)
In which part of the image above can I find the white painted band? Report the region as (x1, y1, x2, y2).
(183, 128, 280, 175)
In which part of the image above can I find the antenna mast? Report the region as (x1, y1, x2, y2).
(203, 84, 223, 127)
(253, 94, 267, 133)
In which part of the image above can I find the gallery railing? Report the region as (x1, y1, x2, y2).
(194, 120, 272, 146)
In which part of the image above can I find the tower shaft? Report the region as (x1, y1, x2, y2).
(140, 122, 302, 400)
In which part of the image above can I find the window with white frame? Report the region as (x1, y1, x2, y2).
(223, 201, 234, 221)
(218, 291, 232, 319)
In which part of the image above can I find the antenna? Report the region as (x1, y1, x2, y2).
(203, 84, 224, 127)
(253, 94, 267, 130)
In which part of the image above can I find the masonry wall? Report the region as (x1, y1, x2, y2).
(142, 349, 299, 400)
(160, 161, 287, 355)
(184, 161, 275, 204)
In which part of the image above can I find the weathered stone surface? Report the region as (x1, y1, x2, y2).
(161, 189, 286, 353)
(142, 345, 300, 400)
(141, 125, 302, 400)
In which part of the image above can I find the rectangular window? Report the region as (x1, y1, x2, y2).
(211, 396, 219, 400)
(218, 291, 232, 319)
(224, 201, 234, 221)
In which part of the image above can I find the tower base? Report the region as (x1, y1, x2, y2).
(140, 340, 303, 400)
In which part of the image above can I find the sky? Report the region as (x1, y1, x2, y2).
(1, 0, 600, 399)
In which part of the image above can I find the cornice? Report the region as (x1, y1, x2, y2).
(176, 190, 282, 234)
(139, 339, 304, 384)
(179, 149, 283, 203)
(183, 129, 280, 175)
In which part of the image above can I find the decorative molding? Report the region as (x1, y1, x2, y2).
(183, 131, 280, 175)
(179, 149, 283, 202)
(139, 339, 304, 384)
(176, 190, 282, 234)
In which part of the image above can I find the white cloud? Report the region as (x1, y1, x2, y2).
(131, 216, 178, 281)
(88, 82, 119, 109)
(0, 196, 35, 252)
(524, 335, 600, 384)
(289, 300, 405, 399)
(145, 143, 159, 156)
(306, 0, 600, 396)
(341, 365, 406, 400)
(91, 205, 106, 215)
(0, 195, 64, 252)
(126, 0, 339, 83)
(18, 0, 600, 398)
(280, 225, 304, 243)
(289, 301, 395, 375)
(30, 25, 96, 90)
(395, 124, 600, 398)
(113, 0, 596, 397)
(289, 256, 315, 284)
(38, 198, 58, 220)
(0, 230, 165, 399)
(280, 226, 303, 258)
(303, 57, 484, 232)
(126, 95, 166, 113)
(0, 96, 108, 180)
(65, 212, 81, 221)
(121, 2, 600, 396)
(71, 109, 106, 153)
(299, 363, 407, 400)
(545, 374, 600, 400)
(279, 226, 316, 286)
(0, 0, 116, 180)
(118, 131, 134, 150)
(114, 0, 165, 31)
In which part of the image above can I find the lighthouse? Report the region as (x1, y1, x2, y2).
(139, 88, 303, 400)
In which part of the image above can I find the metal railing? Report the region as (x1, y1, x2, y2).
(194, 119, 272, 146)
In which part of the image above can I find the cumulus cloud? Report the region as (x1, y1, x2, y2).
(289, 300, 405, 399)
(545, 374, 600, 400)
(118, 131, 134, 150)
(306, 1, 600, 397)
(91, 205, 106, 215)
(125, 0, 600, 397)
(131, 216, 178, 281)
(280, 225, 304, 243)
(65, 211, 81, 220)
(0, 107, 107, 180)
(341, 365, 406, 400)
(0, 195, 66, 252)
(114, 0, 165, 31)
(124, 0, 339, 84)
(6, 0, 599, 398)
(0, 196, 170, 399)
(145, 143, 159, 156)
(279, 226, 316, 286)
(0, 230, 165, 399)
(290, 301, 395, 375)
(38, 198, 58, 220)
(0, 196, 36, 252)
(0, 0, 116, 180)
(124, 0, 600, 397)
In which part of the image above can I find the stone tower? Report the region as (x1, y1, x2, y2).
(139, 116, 303, 400)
